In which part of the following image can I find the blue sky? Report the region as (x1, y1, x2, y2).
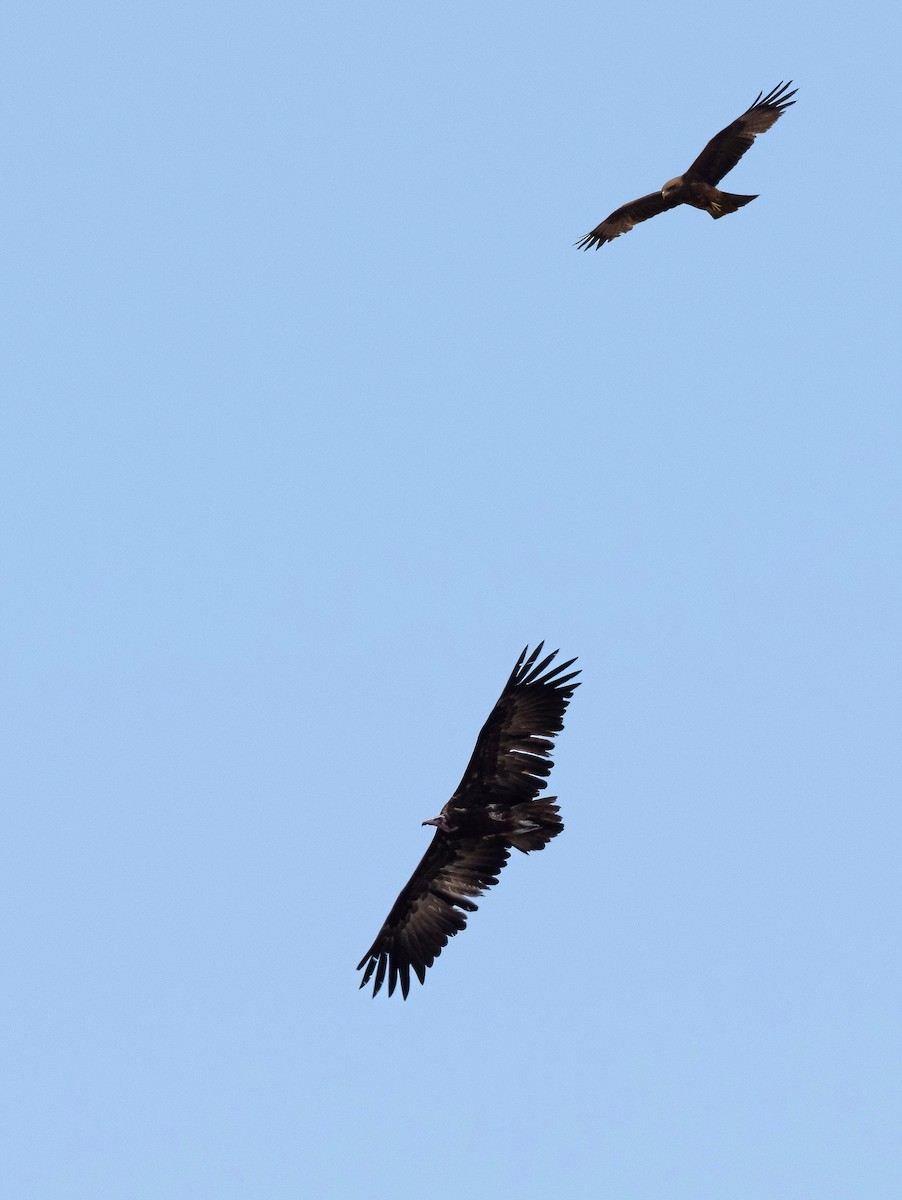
(4, 2, 901, 1197)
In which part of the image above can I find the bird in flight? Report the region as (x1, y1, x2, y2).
(576, 81, 797, 251)
(357, 643, 580, 998)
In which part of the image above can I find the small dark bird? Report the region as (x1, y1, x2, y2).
(357, 643, 579, 998)
(576, 81, 797, 251)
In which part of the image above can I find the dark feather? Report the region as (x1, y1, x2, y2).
(357, 837, 510, 999)
(576, 191, 682, 250)
(357, 643, 579, 998)
(685, 81, 797, 186)
(450, 642, 580, 807)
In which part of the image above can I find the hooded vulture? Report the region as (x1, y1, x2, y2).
(357, 643, 579, 998)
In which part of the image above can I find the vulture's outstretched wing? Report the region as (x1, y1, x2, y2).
(357, 835, 510, 999)
(450, 642, 580, 805)
(686, 81, 797, 186)
(576, 191, 681, 251)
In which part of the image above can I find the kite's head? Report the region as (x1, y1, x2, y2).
(661, 176, 683, 199)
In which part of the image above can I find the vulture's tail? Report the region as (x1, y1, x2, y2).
(710, 190, 758, 218)
(509, 799, 564, 853)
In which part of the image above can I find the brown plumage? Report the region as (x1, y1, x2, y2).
(576, 81, 797, 251)
(357, 643, 580, 998)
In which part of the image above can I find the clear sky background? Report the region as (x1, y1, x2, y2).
(3, 2, 901, 1197)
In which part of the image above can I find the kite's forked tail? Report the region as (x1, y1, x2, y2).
(709, 190, 758, 218)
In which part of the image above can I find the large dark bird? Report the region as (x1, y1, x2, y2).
(576, 81, 797, 251)
(357, 643, 579, 998)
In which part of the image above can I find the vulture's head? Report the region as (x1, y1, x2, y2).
(422, 814, 455, 832)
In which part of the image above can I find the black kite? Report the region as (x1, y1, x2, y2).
(576, 81, 797, 251)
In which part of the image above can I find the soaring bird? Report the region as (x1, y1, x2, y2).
(357, 643, 579, 998)
(576, 81, 797, 251)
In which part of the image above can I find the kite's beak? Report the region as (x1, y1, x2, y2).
(422, 816, 442, 827)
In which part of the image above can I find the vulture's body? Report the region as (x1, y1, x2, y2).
(357, 643, 579, 998)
